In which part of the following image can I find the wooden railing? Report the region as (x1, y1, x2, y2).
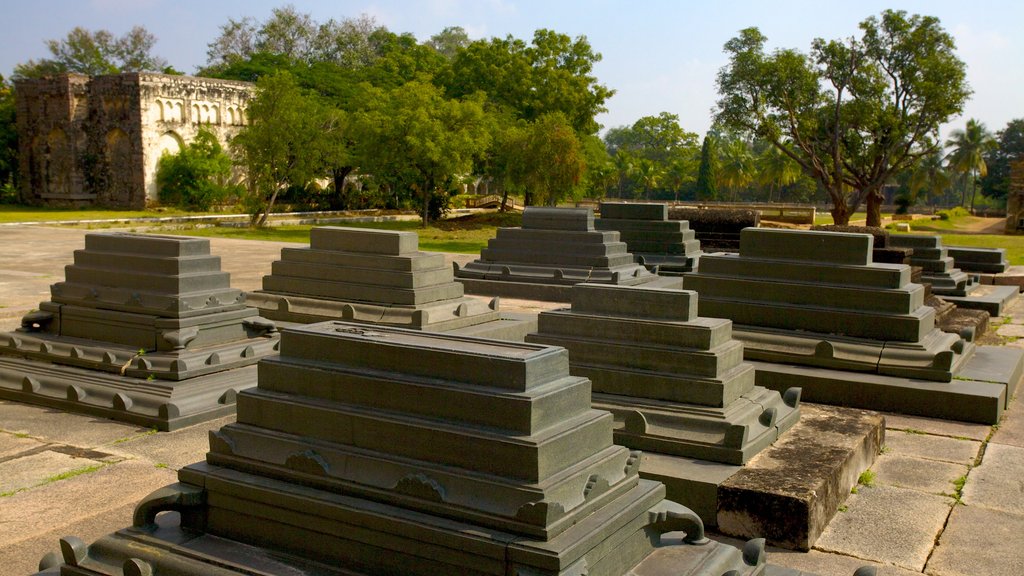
(467, 194, 519, 210)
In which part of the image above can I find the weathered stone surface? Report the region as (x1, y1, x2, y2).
(870, 453, 969, 495)
(882, 430, 981, 466)
(946, 246, 1009, 274)
(925, 504, 1024, 576)
(814, 485, 953, 571)
(882, 412, 990, 441)
(456, 207, 664, 300)
(960, 442, 1024, 514)
(595, 202, 702, 274)
(685, 228, 1024, 423)
(717, 404, 883, 551)
(249, 226, 502, 332)
(16, 73, 253, 209)
(0, 233, 280, 430)
(32, 322, 778, 575)
(528, 284, 800, 465)
(941, 284, 1020, 316)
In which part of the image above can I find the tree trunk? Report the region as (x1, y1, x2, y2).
(257, 187, 280, 228)
(830, 197, 851, 226)
(499, 188, 510, 212)
(331, 166, 353, 210)
(421, 183, 429, 227)
(865, 188, 883, 227)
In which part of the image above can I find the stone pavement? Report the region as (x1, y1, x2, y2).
(1, 223, 1022, 575)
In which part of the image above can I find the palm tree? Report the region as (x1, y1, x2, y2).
(634, 158, 662, 200)
(757, 144, 801, 202)
(612, 151, 635, 199)
(907, 149, 952, 207)
(665, 155, 697, 202)
(945, 119, 997, 213)
(718, 136, 755, 201)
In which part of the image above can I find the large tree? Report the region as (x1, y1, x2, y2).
(715, 10, 969, 225)
(494, 113, 586, 206)
(14, 26, 168, 78)
(0, 76, 16, 196)
(231, 71, 347, 226)
(350, 81, 490, 224)
(443, 29, 613, 135)
(694, 133, 720, 201)
(945, 119, 997, 212)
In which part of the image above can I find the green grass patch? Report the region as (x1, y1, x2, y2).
(167, 212, 522, 254)
(0, 204, 209, 223)
(936, 233, 1024, 265)
(857, 469, 876, 487)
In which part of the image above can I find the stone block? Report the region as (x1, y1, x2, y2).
(569, 284, 698, 321)
(946, 246, 1009, 274)
(599, 202, 668, 220)
(740, 228, 873, 266)
(310, 226, 418, 255)
(522, 206, 595, 231)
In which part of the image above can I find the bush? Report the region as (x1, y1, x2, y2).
(937, 206, 970, 220)
(156, 129, 235, 211)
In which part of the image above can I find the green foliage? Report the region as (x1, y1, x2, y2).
(443, 29, 613, 135)
(715, 10, 970, 225)
(694, 134, 719, 201)
(156, 128, 235, 210)
(231, 71, 349, 226)
(946, 119, 998, 211)
(494, 113, 586, 206)
(857, 470, 876, 487)
(937, 206, 971, 220)
(980, 118, 1024, 203)
(603, 113, 700, 200)
(0, 76, 17, 200)
(14, 26, 167, 78)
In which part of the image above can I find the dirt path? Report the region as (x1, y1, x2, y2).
(958, 216, 1005, 234)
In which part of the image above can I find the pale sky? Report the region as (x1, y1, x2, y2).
(2, 0, 1021, 138)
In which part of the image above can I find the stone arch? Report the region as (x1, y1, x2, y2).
(191, 104, 200, 124)
(173, 102, 184, 123)
(158, 131, 184, 157)
(211, 105, 220, 125)
(151, 100, 165, 123)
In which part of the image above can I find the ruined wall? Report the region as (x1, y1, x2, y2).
(1006, 158, 1024, 234)
(16, 73, 253, 209)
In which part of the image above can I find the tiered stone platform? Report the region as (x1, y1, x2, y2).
(455, 207, 677, 301)
(33, 322, 810, 576)
(888, 234, 1018, 315)
(595, 203, 702, 274)
(527, 284, 881, 548)
(0, 233, 280, 430)
(684, 228, 1023, 424)
(245, 227, 535, 339)
(947, 246, 1009, 274)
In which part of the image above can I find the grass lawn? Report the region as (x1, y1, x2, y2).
(169, 211, 523, 254)
(812, 212, 882, 225)
(929, 233, 1024, 265)
(0, 204, 207, 223)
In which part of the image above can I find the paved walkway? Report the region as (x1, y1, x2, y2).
(0, 223, 1022, 575)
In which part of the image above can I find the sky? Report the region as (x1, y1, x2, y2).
(2, 0, 1022, 139)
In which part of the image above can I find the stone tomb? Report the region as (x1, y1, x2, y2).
(684, 228, 1023, 424)
(245, 226, 529, 337)
(0, 233, 279, 430)
(33, 322, 813, 576)
(595, 202, 702, 274)
(527, 284, 882, 549)
(946, 246, 1009, 274)
(455, 206, 674, 301)
(888, 234, 1018, 315)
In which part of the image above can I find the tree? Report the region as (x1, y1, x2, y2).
(14, 26, 167, 78)
(0, 76, 17, 199)
(444, 29, 613, 135)
(945, 119, 997, 212)
(757, 143, 801, 202)
(694, 134, 720, 201)
(715, 10, 970, 225)
(350, 81, 491, 224)
(231, 71, 345, 226)
(494, 113, 586, 206)
(156, 128, 235, 210)
(634, 158, 662, 200)
(980, 119, 1024, 204)
(718, 136, 755, 201)
(906, 149, 952, 206)
(427, 26, 471, 60)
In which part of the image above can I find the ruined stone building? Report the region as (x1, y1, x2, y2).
(1005, 158, 1024, 233)
(16, 73, 253, 209)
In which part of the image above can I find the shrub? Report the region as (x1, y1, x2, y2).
(937, 206, 970, 220)
(156, 128, 236, 211)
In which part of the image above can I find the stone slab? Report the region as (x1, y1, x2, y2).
(750, 358, 1008, 424)
(0, 400, 147, 447)
(986, 265, 1024, 291)
(309, 226, 418, 255)
(105, 414, 235, 471)
(870, 453, 969, 495)
(990, 396, 1024, 448)
(960, 442, 1024, 514)
(715, 404, 884, 550)
(882, 430, 981, 466)
(925, 504, 1024, 576)
(599, 202, 668, 220)
(946, 246, 1009, 274)
(444, 312, 538, 342)
(940, 284, 1019, 315)
(711, 535, 922, 576)
(522, 206, 595, 231)
(955, 344, 1024, 401)
(740, 228, 873, 266)
(814, 484, 953, 571)
(458, 275, 683, 303)
(881, 411, 990, 441)
(0, 432, 43, 459)
(637, 451, 739, 527)
(0, 450, 105, 494)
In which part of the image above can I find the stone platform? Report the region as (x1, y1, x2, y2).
(642, 404, 884, 550)
(940, 284, 1020, 316)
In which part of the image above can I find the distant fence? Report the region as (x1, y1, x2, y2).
(467, 194, 519, 210)
(579, 200, 816, 225)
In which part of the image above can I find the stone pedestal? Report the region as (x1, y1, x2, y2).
(683, 228, 1022, 424)
(0, 233, 279, 430)
(455, 207, 676, 301)
(946, 246, 1009, 274)
(244, 227, 532, 338)
(33, 323, 800, 576)
(595, 202, 702, 274)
